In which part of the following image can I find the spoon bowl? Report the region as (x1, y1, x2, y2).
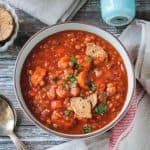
(0, 95, 16, 135)
(0, 95, 27, 150)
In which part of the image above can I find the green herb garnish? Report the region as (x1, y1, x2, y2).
(95, 103, 107, 115)
(67, 73, 77, 82)
(62, 80, 68, 90)
(83, 125, 92, 134)
(52, 77, 58, 83)
(67, 73, 77, 88)
(100, 92, 107, 100)
(85, 56, 92, 62)
(71, 81, 77, 88)
(70, 56, 79, 68)
(65, 109, 71, 117)
(87, 82, 97, 92)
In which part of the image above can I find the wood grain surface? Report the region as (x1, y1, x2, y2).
(0, 0, 150, 149)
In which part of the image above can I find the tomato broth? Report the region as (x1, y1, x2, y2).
(21, 30, 128, 134)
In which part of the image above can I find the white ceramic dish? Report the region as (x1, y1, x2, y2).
(0, 2, 19, 52)
(14, 22, 135, 138)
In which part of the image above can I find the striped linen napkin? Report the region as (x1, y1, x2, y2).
(109, 83, 145, 150)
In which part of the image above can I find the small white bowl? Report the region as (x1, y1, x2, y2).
(14, 22, 135, 138)
(0, 2, 19, 52)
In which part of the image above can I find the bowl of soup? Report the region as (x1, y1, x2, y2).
(14, 22, 135, 138)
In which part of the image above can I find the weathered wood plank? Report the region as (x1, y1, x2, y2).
(0, 126, 68, 142)
(0, 141, 66, 150)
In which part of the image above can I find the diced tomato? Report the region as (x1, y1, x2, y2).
(31, 67, 46, 87)
(51, 100, 63, 110)
(56, 47, 65, 54)
(99, 83, 106, 92)
(51, 110, 76, 129)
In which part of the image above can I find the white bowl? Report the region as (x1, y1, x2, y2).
(0, 2, 19, 52)
(14, 22, 135, 138)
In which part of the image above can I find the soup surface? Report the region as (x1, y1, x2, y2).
(21, 30, 128, 134)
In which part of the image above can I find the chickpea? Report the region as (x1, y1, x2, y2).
(56, 85, 68, 98)
(64, 98, 69, 105)
(78, 58, 83, 64)
(75, 55, 81, 59)
(44, 61, 48, 67)
(69, 62, 73, 67)
(28, 70, 32, 75)
(46, 119, 51, 125)
(108, 102, 113, 109)
(90, 35, 95, 40)
(106, 83, 116, 96)
(75, 44, 81, 50)
(93, 59, 100, 65)
(92, 123, 98, 130)
(67, 33, 74, 37)
(84, 36, 91, 42)
(85, 91, 90, 96)
(71, 38, 76, 42)
(43, 44, 48, 49)
(64, 69, 73, 78)
(81, 43, 85, 48)
(41, 109, 50, 118)
(89, 91, 92, 94)
(70, 87, 80, 96)
(51, 110, 60, 120)
(111, 108, 116, 112)
(47, 85, 56, 100)
(39, 80, 45, 86)
(94, 69, 102, 77)
(115, 94, 120, 100)
(53, 124, 58, 128)
(58, 56, 69, 69)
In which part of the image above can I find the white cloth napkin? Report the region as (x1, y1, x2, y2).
(120, 20, 150, 95)
(114, 19, 150, 150)
(47, 133, 109, 150)
(47, 19, 150, 150)
(5, 0, 87, 25)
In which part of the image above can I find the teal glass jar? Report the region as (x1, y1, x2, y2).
(101, 0, 135, 26)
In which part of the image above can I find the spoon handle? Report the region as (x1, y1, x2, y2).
(9, 132, 27, 150)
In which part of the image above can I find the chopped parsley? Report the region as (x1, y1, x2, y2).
(71, 81, 77, 88)
(62, 80, 68, 90)
(67, 73, 77, 82)
(65, 109, 71, 117)
(67, 73, 77, 88)
(87, 82, 97, 92)
(100, 92, 107, 100)
(95, 103, 107, 115)
(83, 125, 92, 134)
(85, 56, 92, 62)
(70, 56, 79, 68)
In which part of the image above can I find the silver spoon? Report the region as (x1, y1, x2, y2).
(0, 95, 27, 150)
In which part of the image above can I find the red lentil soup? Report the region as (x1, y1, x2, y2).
(21, 30, 128, 134)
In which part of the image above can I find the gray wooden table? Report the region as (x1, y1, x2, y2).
(0, 0, 150, 149)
